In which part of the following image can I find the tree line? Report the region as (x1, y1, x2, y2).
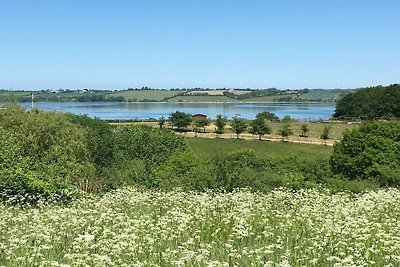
(334, 84, 400, 119)
(165, 111, 332, 142)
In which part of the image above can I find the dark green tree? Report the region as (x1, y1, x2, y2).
(256, 111, 279, 121)
(334, 84, 400, 119)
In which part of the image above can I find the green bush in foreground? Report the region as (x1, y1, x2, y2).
(330, 121, 400, 186)
(0, 108, 93, 203)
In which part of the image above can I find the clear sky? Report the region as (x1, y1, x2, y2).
(1, 0, 399, 90)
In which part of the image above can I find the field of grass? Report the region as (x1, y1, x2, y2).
(297, 89, 350, 101)
(2, 187, 399, 266)
(185, 137, 332, 160)
(109, 90, 179, 101)
(166, 95, 236, 102)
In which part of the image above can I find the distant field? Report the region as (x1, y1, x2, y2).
(109, 90, 179, 101)
(187, 90, 252, 96)
(241, 94, 298, 102)
(297, 89, 349, 101)
(185, 137, 332, 161)
(166, 95, 236, 102)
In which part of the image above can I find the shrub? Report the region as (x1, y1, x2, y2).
(330, 121, 400, 186)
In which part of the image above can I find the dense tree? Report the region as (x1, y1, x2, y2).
(334, 84, 400, 119)
(330, 121, 400, 186)
(249, 117, 271, 140)
(169, 111, 192, 130)
(215, 115, 227, 137)
(230, 115, 247, 139)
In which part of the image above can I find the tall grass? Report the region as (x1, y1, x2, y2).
(1, 188, 399, 266)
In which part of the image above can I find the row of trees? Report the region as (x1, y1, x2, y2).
(165, 111, 332, 141)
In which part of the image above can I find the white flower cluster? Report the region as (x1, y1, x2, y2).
(0, 188, 399, 266)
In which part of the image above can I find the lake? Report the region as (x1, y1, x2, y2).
(21, 102, 335, 121)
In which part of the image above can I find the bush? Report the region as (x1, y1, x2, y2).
(0, 108, 93, 203)
(330, 121, 400, 186)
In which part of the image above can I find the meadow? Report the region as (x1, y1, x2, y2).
(1, 188, 399, 266)
(109, 90, 180, 101)
(185, 138, 332, 161)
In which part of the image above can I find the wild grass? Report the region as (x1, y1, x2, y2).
(185, 137, 332, 161)
(1, 188, 399, 266)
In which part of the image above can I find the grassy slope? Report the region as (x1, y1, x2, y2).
(185, 137, 332, 161)
(297, 89, 349, 101)
(109, 90, 179, 101)
(166, 95, 236, 102)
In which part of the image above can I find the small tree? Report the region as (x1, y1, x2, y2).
(300, 123, 309, 137)
(230, 115, 247, 139)
(278, 123, 293, 141)
(169, 111, 192, 130)
(158, 116, 166, 129)
(215, 115, 227, 137)
(320, 125, 331, 144)
(194, 118, 210, 133)
(249, 117, 271, 140)
(281, 115, 293, 123)
(256, 111, 279, 121)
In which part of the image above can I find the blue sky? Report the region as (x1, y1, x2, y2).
(1, 0, 399, 90)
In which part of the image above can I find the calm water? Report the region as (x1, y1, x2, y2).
(22, 102, 335, 121)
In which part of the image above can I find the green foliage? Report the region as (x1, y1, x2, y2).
(0, 108, 93, 203)
(215, 114, 227, 136)
(112, 125, 188, 188)
(334, 84, 400, 118)
(230, 115, 247, 138)
(281, 115, 294, 123)
(158, 116, 166, 128)
(169, 111, 192, 130)
(320, 125, 332, 141)
(330, 121, 400, 186)
(249, 117, 271, 140)
(300, 123, 309, 137)
(255, 111, 279, 121)
(278, 123, 293, 140)
(193, 118, 210, 133)
(68, 114, 115, 172)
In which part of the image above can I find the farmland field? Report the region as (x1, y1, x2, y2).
(166, 95, 235, 102)
(1, 188, 399, 266)
(108, 90, 180, 101)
